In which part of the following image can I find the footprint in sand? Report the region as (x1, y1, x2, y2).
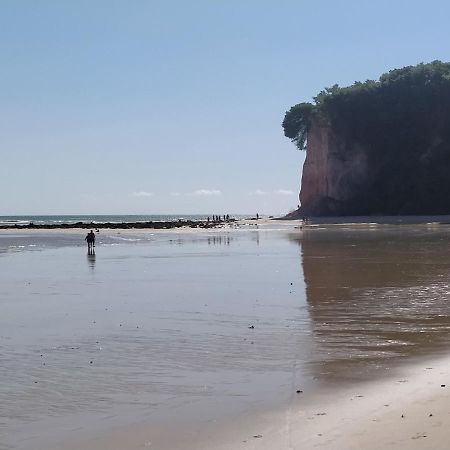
(411, 432, 427, 440)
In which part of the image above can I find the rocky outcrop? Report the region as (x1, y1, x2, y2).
(299, 116, 370, 216)
(284, 62, 450, 217)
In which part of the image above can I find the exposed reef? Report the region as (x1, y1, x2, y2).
(0, 219, 235, 230)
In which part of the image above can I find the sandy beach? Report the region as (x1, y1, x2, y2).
(2, 222, 450, 449)
(43, 355, 450, 450)
(189, 355, 450, 450)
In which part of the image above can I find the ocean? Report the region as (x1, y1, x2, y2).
(0, 214, 252, 226)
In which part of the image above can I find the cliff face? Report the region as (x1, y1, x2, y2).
(299, 116, 370, 216)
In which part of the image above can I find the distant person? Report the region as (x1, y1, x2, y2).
(85, 229, 96, 254)
(256, 213, 259, 220)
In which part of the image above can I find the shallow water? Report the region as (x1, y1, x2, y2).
(0, 230, 311, 449)
(2, 226, 450, 449)
(296, 226, 450, 381)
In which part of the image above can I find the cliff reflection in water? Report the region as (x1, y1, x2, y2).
(294, 226, 450, 382)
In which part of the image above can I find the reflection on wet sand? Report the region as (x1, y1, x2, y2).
(207, 235, 231, 246)
(294, 226, 450, 383)
(87, 252, 96, 269)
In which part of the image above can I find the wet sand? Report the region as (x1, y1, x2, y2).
(2, 223, 450, 449)
(1, 227, 310, 450)
(28, 356, 450, 450)
(186, 355, 450, 450)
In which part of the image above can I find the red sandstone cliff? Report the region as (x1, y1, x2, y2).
(299, 116, 370, 216)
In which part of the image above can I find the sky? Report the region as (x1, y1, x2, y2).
(2, 0, 450, 215)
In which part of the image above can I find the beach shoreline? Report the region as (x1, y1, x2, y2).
(0, 219, 301, 238)
(3, 213, 450, 233)
(247, 353, 450, 450)
(40, 352, 450, 450)
(283, 213, 450, 226)
(4, 212, 450, 236)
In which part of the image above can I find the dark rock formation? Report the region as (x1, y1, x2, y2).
(0, 219, 235, 231)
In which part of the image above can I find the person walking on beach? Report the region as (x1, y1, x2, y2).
(85, 230, 96, 254)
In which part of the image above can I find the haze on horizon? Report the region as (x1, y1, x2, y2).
(2, 0, 450, 216)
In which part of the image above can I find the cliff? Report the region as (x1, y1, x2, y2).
(299, 115, 370, 215)
(283, 61, 450, 217)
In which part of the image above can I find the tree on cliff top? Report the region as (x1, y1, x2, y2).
(282, 103, 313, 150)
(282, 60, 450, 151)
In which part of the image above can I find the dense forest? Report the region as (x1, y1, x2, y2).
(283, 61, 450, 215)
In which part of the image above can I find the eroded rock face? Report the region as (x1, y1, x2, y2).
(299, 116, 370, 216)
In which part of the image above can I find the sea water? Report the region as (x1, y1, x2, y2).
(0, 214, 252, 227)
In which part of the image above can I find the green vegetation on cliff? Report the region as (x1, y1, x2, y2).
(283, 61, 450, 215)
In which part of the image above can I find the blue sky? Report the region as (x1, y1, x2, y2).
(2, 0, 450, 215)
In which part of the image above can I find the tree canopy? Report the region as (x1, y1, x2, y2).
(282, 60, 450, 152)
(281, 103, 313, 150)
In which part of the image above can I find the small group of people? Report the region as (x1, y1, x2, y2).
(85, 229, 96, 254)
(207, 215, 230, 222)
